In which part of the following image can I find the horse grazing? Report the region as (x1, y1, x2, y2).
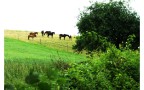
(28, 34, 36, 40)
(30, 32, 38, 35)
(59, 34, 72, 40)
(45, 31, 55, 38)
(41, 30, 44, 36)
(68, 35, 72, 40)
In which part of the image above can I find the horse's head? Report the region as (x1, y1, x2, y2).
(68, 35, 72, 39)
(30, 32, 33, 35)
(52, 32, 55, 34)
(34, 34, 37, 37)
(35, 32, 38, 34)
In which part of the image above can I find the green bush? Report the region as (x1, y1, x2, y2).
(21, 47, 139, 90)
(61, 46, 139, 89)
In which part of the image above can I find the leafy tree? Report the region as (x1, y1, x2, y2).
(74, 1, 139, 52)
(73, 31, 111, 52)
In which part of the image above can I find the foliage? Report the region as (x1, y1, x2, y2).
(50, 59, 71, 71)
(61, 46, 139, 89)
(103, 47, 139, 89)
(4, 84, 15, 90)
(75, 0, 139, 51)
(73, 31, 112, 52)
(125, 34, 136, 49)
(25, 69, 40, 85)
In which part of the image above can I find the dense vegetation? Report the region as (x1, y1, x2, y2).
(4, 37, 139, 90)
(73, 1, 139, 52)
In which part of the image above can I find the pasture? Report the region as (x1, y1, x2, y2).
(4, 30, 76, 52)
(4, 30, 140, 89)
(4, 30, 87, 89)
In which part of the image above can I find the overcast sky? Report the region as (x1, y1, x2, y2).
(1, 0, 141, 35)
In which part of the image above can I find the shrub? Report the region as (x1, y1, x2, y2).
(61, 46, 139, 89)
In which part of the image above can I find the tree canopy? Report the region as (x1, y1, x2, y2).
(73, 1, 140, 52)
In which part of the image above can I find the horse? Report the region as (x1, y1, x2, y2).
(30, 32, 38, 35)
(45, 31, 55, 38)
(59, 34, 71, 40)
(41, 30, 44, 36)
(68, 35, 72, 40)
(28, 34, 37, 40)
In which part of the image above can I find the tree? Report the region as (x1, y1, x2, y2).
(73, 31, 111, 52)
(74, 1, 139, 52)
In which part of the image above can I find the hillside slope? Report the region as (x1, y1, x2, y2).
(4, 37, 86, 63)
(4, 30, 76, 52)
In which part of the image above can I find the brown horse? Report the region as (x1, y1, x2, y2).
(28, 34, 37, 40)
(30, 32, 38, 35)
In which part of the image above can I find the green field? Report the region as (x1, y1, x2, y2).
(4, 30, 87, 89)
(4, 37, 86, 62)
(4, 30, 139, 89)
(4, 30, 77, 52)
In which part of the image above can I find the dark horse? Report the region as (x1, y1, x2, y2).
(28, 34, 36, 40)
(59, 34, 72, 40)
(41, 30, 44, 36)
(45, 31, 55, 38)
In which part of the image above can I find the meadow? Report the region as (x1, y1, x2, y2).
(4, 30, 139, 90)
(4, 30, 76, 52)
(4, 30, 87, 89)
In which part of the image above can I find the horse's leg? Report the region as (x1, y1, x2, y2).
(28, 36, 29, 40)
(64, 36, 65, 40)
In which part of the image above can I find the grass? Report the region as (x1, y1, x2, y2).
(4, 30, 87, 88)
(4, 30, 76, 52)
(4, 30, 140, 89)
(4, 37, 86, 63)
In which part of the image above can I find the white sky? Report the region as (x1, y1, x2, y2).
(1, 0, 141, 35)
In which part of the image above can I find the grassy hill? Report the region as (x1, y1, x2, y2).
(4, 30, 76, 52)
(4, 37, 86, 63)
(4, 30, 140, 89)
(4, 30, 87, 89)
